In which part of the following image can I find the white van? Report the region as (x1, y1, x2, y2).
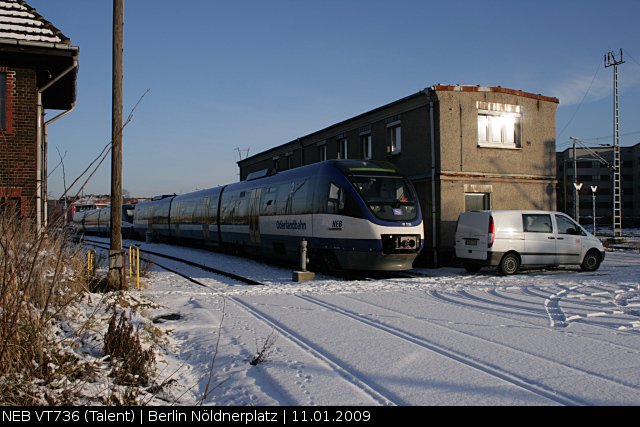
(454, 210, 605, 275)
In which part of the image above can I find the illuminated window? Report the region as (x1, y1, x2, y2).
(465, 192, 491, 211)
(477, 102, 522, 148)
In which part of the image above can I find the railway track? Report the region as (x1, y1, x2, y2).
(73, 237, 640, 405)
(76, 237, 266, 287)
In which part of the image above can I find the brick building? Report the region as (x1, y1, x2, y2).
(238, 85, 559, 266)
(0, 0, 78, 231)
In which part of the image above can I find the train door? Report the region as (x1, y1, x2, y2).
(249, 188, 261, 244)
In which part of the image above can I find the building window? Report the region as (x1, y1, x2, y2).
(592, 175, 601, 182)
(387, 122, 401, 155)
(360, 133, 372, 160)
(0, 73, 6, 130)
(286, 154, 293, 169)
(477, 102, 522, 148)
(337, 138, 348, 159)
(318, 144, 327, 161)
(465, 192, 491, 211)
(273, 156, 280, 170)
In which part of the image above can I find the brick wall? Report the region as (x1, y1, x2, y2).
(0, 66, 37, 220)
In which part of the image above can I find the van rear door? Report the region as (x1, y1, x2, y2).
(521, 213, 556, 265)
(455, 211, 491, 260)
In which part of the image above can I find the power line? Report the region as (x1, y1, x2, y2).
(557, 58, 602, 140)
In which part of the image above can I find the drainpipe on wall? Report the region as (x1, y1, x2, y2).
(36, 59, 78, 233)
(429, 98, 438, 267)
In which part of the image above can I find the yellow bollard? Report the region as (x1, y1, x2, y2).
(129, 246, 133, 278)
(87, 249, 91, 272)
(136, 247, 140, 289)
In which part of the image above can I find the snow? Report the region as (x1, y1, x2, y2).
(80, 238, 640, 406)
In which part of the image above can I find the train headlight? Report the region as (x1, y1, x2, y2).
(382, 234, 420, 253)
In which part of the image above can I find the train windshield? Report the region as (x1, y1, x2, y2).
(349, 174, 418, 221)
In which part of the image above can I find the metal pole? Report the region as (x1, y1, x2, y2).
(108, 0, 125, 289)
(571, 137, 578, 220)
(300, 238, 307, 272)
(591, 186, 598, 235)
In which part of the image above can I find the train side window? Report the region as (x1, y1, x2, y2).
(276, 183, 293, 215)
(327, 183, 345, 214)
(260, 187, 277, 216)
(234, 193, 249, 225)
(220, 193, 236, 225)
(291, 179, 312, 215)
(209, 194, 219, 225)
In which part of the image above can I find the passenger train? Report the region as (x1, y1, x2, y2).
(74, 160, 424, 271)
(72, 203, 136, 237)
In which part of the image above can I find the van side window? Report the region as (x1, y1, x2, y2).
(555, 214, 585, 236)
(523, 214, 553, 233)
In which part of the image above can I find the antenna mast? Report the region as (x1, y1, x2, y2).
(604, 49, 624, 238)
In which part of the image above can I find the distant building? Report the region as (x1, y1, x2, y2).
(556, 142, 640, 228)
(238, 85, 559, 266)
(0, 0, 78, 231)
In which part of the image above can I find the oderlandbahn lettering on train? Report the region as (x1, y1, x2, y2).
(276, 220, 307, 230)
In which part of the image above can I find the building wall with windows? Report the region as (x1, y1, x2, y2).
(0, 0, 78, 230)
(556, 143, 640, 227)
(238, 85, 559, 266)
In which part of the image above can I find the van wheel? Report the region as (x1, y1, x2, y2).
(580, 250, 602, 272)
(498, 253, 520, 275)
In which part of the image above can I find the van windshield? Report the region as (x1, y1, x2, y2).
(349, 174, 418, 221)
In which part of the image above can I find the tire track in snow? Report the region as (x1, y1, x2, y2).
(328, 292, 640, 399)
(228, 296, 397, 406)
(296, 295, 585, 406)
(424, 289, 640, 351)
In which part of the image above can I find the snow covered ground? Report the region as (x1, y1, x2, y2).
(93, 238, 640, 406)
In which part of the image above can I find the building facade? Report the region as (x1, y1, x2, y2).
(238, 85, 559, 266)
(0, 0, 78, 231)
(556, 142, 640, 228)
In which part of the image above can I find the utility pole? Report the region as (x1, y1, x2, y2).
(605, 49, 624, 238)
(570, 137, 579, 221)
(108, 0, 124, 289)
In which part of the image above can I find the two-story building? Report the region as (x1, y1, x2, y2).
(238, 85, 559, 266)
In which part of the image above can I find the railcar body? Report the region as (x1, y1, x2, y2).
(133, 160, 423, 271)
(72, 204, 135, 237)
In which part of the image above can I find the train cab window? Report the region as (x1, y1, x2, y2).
(350, 175, 417, 221)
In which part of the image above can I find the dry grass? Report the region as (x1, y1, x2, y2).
(0, 208, 93, 404)
(0, 209, 159, 405)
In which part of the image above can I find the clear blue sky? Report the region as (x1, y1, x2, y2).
(30, 0, 640, 199)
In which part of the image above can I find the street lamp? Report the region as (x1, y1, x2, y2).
(591, 186, 598, 235)
(573, 182, 583, 223)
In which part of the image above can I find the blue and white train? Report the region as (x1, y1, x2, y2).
(72, 203, 136, 237)
(77, 160, 424, 271)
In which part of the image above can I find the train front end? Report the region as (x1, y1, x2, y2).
(314, 161, 423, 271)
